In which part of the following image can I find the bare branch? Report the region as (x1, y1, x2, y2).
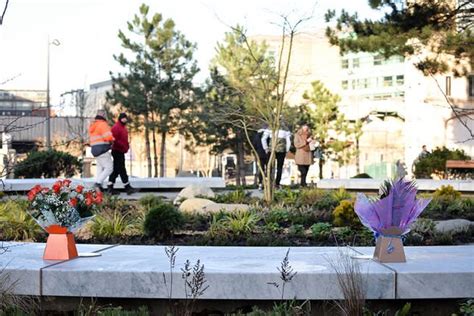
(0, 0, 9, 25)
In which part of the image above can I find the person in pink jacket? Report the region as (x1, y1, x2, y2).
(107, 113, 138, 195)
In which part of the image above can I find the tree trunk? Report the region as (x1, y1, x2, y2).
(151, 113, 159, 177)
(319, 158, 324, 179)
(237, 138, 246, 186)
(143, 114, 152, 177)
(356, 137, 360, 174)
(160, 131, 167, 177)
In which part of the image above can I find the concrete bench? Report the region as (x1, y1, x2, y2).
(0, 242, 472, 300)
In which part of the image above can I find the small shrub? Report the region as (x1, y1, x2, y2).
(298, 188, 322, 206)
(91, 209, 137, 240)
(264, 207, 290, 226)
(331, 187, 352, 202)
(264, 222, 282, 233)
(138, 194, 163, 212)
(351, 173, 372, 178)
(433, 231, 454, 245)
(312, 191, 340, 212)
(310, 222, 332, 239)
(222, 211, 260, 237)
(433, 185, 461, 200)
(288, 224, 305, 237)
(143, 203, 184, 239)
(332, 200, 360, 227)
(458, 299, 474, 316)
(14, 149, 82, 178)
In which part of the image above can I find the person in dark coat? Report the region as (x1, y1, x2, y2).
(253, 125, 269, 190)
(107, 113, 138, 195)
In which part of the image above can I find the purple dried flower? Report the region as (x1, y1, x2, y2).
(354, 178, 431, 235)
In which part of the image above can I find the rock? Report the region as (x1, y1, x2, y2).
(435, 219, 474, 234)
(204, 203, 250, 213)
(179, 198, 217, 213)
(173, 185, 215, 205)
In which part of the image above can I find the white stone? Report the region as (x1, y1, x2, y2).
(316, 179, 474, 192)
(435, 219, 474, 234)
(178, 198, 217, 213)
(173, 185, 215, 205)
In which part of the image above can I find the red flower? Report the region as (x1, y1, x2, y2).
(42, 188, 49, 193)
(76, 185, 84, 194)
(69, 197, 78, 207)
(85, 197, 93, 206)
(94, 191, 103, 204)
(52, 183, 61, 194)
(63, 179, 72, 187)
(27, 191, 37, 201)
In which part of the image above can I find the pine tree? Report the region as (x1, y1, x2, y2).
(325, 0, 473, 76)
(107, 4, 198, 177)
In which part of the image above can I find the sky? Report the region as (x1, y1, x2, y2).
(0, 0, 383, 105)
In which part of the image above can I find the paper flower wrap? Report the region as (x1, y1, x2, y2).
(354, 178, 431, 236)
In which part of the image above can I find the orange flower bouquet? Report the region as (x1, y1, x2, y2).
(27, 179, 103, 259)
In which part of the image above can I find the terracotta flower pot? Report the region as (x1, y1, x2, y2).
(43, 224, 78, 260)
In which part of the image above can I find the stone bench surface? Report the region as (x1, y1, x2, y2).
(1, 243, 472, 300)
(1, 177, 225, 191)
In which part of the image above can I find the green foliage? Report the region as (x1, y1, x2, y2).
(214, 188, 251, 204)
(143, 203, 184, 239)
(264, 207, 290, 226)
(274, 188, 300, 206)
(331, 187, 352, 202)
(288, 224, 305, 237)
(310, 222, 332, 239)
(332, 200, 360, 227)
(326, 1, 474, 76)
(208, 210, 260, 238)
(456, 299, 474, 316)
(138, 195, 163, 212)
(414, 147, 471, 179)
(352, 173, 372, 179)
(91, 209, 138, 240)
(0, 200, 42, 241)
(14, 150, 82, 178)
(433, 185, 461, 200)
(406, 218, 435, 245)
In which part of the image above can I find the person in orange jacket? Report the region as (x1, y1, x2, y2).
(89, 109, 114, 192)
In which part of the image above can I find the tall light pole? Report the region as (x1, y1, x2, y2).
(46, 37, 60, 150)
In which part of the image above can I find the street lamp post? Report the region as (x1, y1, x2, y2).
(46, 37, 60, 150)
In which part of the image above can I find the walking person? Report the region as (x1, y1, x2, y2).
(107, 113, 138, 195)
(89, 109, 114, 192)
(294, 124, 313, 187)
(262, 124, 291, 188)
(252, 125, 269, 190)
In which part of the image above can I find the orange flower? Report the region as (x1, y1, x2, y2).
(85, 197, 93, 206)
(69, 197, 78, 207)
(76, 185, 84, 194)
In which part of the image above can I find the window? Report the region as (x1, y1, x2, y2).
(445, 76, 451, 96)
(363, 78, 369, 89)
(374, 55, 383, 66)
(469, 75, 474, 97)
(383, 76, 393, 87)
(342, 59, 349, 69)
(341, 80, 349, 90)
(352, 80, 356, 89)
(396, 75, 404, 86)
(353, 58, 360, 68)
